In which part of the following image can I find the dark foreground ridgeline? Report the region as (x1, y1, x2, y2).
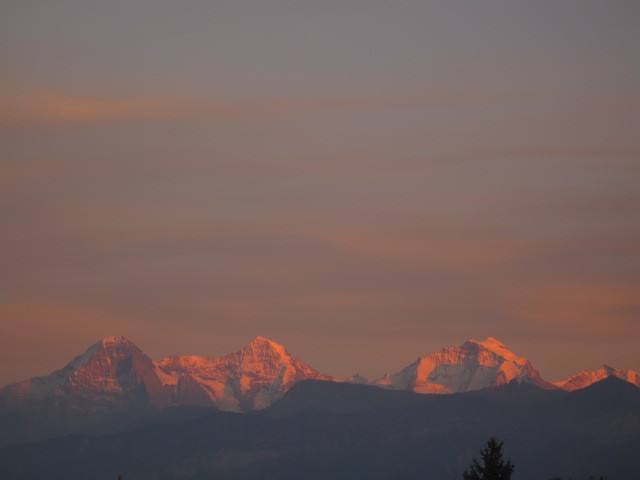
(0, 376, 638, 480)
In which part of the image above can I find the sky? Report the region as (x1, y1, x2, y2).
(1, 1, 639, 387)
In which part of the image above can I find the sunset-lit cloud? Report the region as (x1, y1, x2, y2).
(497, 281, 640, 335)
(0, 87, 538, 126)
(306, 229, 540, 267)
(0, 92, 177, 124)
(1, 1, 639, 388)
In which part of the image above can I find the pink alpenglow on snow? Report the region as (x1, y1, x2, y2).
(2, 335, 638, 418)
(554, 365, 640, 391)
(156, 336, 332, 411)
(0, 336, 331, 413)
(373, 337, 556, 393)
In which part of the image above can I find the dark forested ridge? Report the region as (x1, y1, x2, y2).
(0, 377, 638, 480)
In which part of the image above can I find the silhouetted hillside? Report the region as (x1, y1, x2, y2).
(262, 379, 434, 417)
(0, 377, 637, 480)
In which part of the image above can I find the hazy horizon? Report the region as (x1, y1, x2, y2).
(2, 1, 639, 387)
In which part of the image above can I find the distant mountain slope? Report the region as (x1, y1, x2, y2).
(462, 378, 567, 404)
(554, 365, 640, 391)
(0, 336, 330, 414)
(373, 337, 556, 393)
(0, 377, 637, 480)
(265, 378, 568, 418)
(0, 336, 172, 446)
(263, 379, 434, 417)
(157, 336, 332, 412)
(0, 336, 170, 411)
(0, 336, 330, 447)
(2, 335, 638, 449)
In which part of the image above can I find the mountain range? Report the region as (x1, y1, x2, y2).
(1, 335, 638, 448)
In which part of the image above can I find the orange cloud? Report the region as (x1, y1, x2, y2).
(0, 301, 138, 341)
(304, 228, 540, 268)
(496, 280, 640, 337)
(0, 91, 193, 124)
(0, 87, 538, 126)
(193, 292, 382, 320)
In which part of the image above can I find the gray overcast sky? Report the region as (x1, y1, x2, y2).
(1, 1, 639, 386)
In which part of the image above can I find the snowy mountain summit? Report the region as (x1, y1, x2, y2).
(0, 336, 330, 414)
(373, 337, 556, 393)
(2, 334, 638, 450)
(2, 335, 637, 419)
(554, 365, 640, 391)
(156, 336, 331, 411)
(0, 335, 169, 411)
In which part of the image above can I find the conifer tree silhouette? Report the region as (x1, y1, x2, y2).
(463, 436, 514, 480)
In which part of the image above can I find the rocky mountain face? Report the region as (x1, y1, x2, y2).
(156, 336, 332, 412)
(1, 335, 638, 448)
(0, 336, 174, 447)
(0, 335, 331, 447)
(0, 336, 171, 413)
(371, 337, 557, 393)
(554, 365, 640, 391)
(0, 336, 330, 417)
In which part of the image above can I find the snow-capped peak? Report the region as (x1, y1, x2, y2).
(250, 335, 271, 344)
(100, 335, 134, 347)
(64, 336, 141, 372)
(242, 336, 290, 362)
(246, 335, 286, 351)
(373, 337, 554, 394)
(154, 336, 332, 412)
(467, 337, 527, 366)
(554, 365, 640, 391)
(0, 335, 165, 407)
(477, 336, 504, 347)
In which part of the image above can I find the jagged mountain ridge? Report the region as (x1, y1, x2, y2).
(0, 336, 170, 411)
(3, 336, 638, 409)
(554, 364, 640, 391)
(0, 336, 331, 415)
(155, 336, 332, 411)
(1, 335, 638, 449)
(3, 335, 638, 412)
(371, 337, 557, 393)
